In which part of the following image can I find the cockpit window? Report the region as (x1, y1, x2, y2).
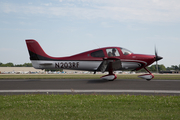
(91, 50, 105, 57)
(106, 48, 120, 57)
(120, 48, 133, 55)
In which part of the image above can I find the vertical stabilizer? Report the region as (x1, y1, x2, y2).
(25, 39, 52, 60)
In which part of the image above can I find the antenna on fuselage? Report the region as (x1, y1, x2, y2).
(92, 40, 100, 48)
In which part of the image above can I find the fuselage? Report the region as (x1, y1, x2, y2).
(29, 46, 156, 71)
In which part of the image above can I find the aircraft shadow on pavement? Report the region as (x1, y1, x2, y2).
(87, 79, 113, 84)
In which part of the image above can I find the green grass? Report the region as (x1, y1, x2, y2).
(0, 94, 180, 120)
(0, 74, 180, 80)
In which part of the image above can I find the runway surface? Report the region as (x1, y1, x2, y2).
(0, 79, 180, 95)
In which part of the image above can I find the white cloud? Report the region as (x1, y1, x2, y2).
(1, 3, 18, 13)
(41, 3, 52, 7)
(1, 0, 180, 22)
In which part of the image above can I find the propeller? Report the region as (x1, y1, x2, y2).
(155, 46, 163, 73)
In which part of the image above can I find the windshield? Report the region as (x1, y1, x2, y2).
(120, 48, 133, 55)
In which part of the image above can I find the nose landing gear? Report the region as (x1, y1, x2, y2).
(138, 67, 154, 81)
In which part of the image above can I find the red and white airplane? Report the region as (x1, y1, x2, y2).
(26, 39, 162, 81)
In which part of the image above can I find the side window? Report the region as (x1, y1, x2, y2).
(106, 48, 120, 57)
(91, 50, 105, 57)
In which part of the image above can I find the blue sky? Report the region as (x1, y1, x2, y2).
(0, 0, 180, 67)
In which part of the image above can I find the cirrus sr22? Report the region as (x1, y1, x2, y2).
(26, 39, 162, 81)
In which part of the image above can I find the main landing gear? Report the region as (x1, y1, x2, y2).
(101, 72, 117, 81)
(138, 67, 154, 81)
(100, 62, 117, 81)
(100, 67, 154, 81)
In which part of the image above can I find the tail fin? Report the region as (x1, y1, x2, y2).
(25, 39, 53, 60)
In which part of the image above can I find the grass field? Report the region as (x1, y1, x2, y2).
(0, 94, 180, 120)
(1, 74, 180, 119)
(0, 74, 180, 80)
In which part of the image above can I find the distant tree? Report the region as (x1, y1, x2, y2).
(0, 62, 2, 66)
(174, 65, 179, 70)
(148, 64, 165, 72)
(14, 64, 23, 67)
(159, 64, 166, 71)
(5, 62, 14, 67)
(135, 64, 166, 73)
(0, 62, 32, 67)
(0, 62, 4, 67)
(166, 65, 179, 71)
(166, 67, 171, 71)
(23, 63, 32, 67)
(149, 65, 156, 72)
(14, 63, 32, 67)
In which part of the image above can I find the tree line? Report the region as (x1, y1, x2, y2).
(0, 62, 62, 72)
(0, 62, 32, 67)
(137, 64, 180, 72)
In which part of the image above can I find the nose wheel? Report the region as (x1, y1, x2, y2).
(138, 67, 154, 81)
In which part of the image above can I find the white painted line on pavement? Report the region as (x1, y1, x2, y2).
(0, 90, 180, 94)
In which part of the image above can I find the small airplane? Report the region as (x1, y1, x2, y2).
(25, 39, 163, 81)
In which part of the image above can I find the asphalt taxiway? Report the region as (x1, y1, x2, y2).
(0, 79, 180, 95)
